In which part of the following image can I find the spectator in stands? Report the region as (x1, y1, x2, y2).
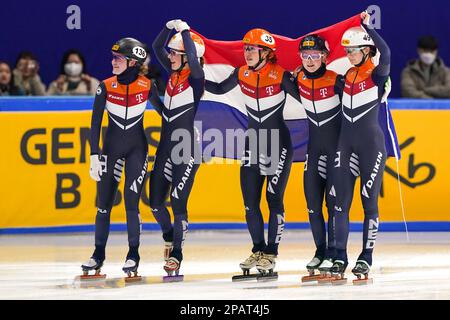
(401, 35, 450, 98)
(13, 51, 46, 95)
(0, 61, 24, 96)
(47, 49, 99, 95)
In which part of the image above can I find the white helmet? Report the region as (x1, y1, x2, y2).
(341, 26, 374, 47)
(167, 32, 205, 58)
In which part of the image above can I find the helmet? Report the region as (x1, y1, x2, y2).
(167, 32, 205, 58)
(299, 34, 329, 53)
(112, 37, 149, 65)
(242, 28, 276, 51)
(341, 27, 374, 47)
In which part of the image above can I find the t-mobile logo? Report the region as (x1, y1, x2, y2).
(359, 81, 366, 91)
(135, 93, 144, 103)
(319, 88, 328, 98)
(265, 86, 274, 96)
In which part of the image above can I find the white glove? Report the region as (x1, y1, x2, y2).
(166, 19, 182, 30)
(175, 20, 190, 32)
(361, 10, 371, 26)
(381, 76, 391, 103)
(89, 154, 102, 181)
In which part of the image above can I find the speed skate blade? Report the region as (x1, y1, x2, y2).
(256, 272, 278, 282)
(301, 274, 322, 283)
(163, 275, 184, 283)
(232, 274, 259, 282)
(124, 275, 142, 283)
(353, 277, 373, 285)
(331, 277, 347, 286)
(79, 274, 106, 281)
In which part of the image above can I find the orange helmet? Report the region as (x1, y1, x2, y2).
(168, 32, 205, 57)
(242, 28, 276, 51)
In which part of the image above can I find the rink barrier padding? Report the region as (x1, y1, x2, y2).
(1, 97, 450, 232)
(1, 222, 450, 235)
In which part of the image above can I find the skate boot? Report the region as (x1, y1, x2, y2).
(163, 257, 184, 282)
(352, 260, 373, 285)
(164, 241, 173, 262)
(232, 251, 262, 282)
(301, 255, 323, 283)
(316, 257, 335, 284)
(80, 257, 106, 281)
(256, 253, 278, 282)
(122, 258, 142, 283)
(329, 260, 348, 285)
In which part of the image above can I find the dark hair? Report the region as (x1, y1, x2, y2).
(418, 35, 438, 50)
(15, 51, 38, 67)
(0, 60, 22, 94)
(60, 49, 87, 75)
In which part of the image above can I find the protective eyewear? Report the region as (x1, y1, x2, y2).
(300, 52, 323, 61)
(112, 53, 126, 61)
(169, 49, 186, 56)
(244, 45, 263, 52)
(344, 47, 363, 54)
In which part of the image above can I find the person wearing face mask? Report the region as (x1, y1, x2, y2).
(80, 38, 164, 281)
(151, 19, 205, 281)
(0, 61, 24, 96)
(205, 28, 301, 281)
(401, 35, 450, 98)
(47, 49, 99, 96)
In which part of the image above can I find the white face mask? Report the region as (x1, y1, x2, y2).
(64, 62, 83, 77)
(420, 52, 436, 65)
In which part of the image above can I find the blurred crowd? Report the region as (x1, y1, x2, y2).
(1, 35, 449, 98)
(0, 49, 165, 97)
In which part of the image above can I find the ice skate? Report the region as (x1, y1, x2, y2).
(316, 257, 335, 284)
(301, 256, 323, 283)
(122, 258, 142, 283)
(163, 257, 184, 282)
(232, 251, 262, 282)
(256, 253, 278, 282)
(80, 257, 106, 281)
(352, 260, 373, 285)
(329, 260, 348, 285)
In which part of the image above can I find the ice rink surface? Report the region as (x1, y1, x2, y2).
(1, 230, 449, 300)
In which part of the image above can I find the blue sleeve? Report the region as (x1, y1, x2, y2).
(90, 82, 106, 155)
(362, 23, 390, 77)
(334, 74, 345, 100)
(152, 27, 172, 73)
(181, 30, 204, 79)
(204, 67, 239, 94)
(148, 81, 164, 115)
(281, 71, 301, 102)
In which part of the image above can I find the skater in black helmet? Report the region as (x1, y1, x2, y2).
(330, 10, 392, 285)
(293, 34, 344, 282)
(81, 37, 164, 281)
(150, 19, 205, 281)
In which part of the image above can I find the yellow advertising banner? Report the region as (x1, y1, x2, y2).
(1, 109, 449, 229)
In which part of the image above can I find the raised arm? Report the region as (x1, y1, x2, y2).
(205, 67, 239, 94)
(177, 21, 204, 79)
(361, 11, 390, 77)
(152, 23, 175, 73)
(90, 82, 107, 155)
